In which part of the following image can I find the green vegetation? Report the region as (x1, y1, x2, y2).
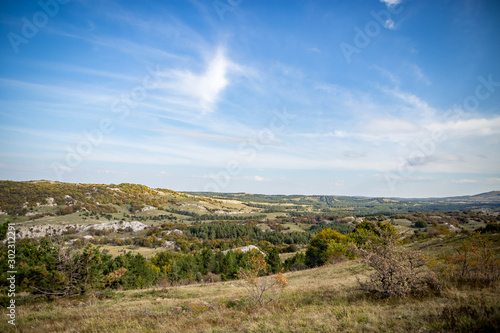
(0, 181, 499, 331)
(1, 232, 499, 332)
(192, 191, 500, 215)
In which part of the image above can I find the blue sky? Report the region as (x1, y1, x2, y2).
(1, 0, 499, 197)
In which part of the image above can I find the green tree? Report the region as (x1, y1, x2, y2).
(0, 221, 9, 240)
(284, 252, 306, 271)
(305, 229, 348, 267)
(222, 250, 237, 280)
(266, 247, 282, 273)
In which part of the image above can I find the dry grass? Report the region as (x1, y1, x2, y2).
(2, 256, 499, 332)
(99, 245, 165, 258)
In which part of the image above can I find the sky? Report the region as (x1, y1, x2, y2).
(0, 0, 500, 198)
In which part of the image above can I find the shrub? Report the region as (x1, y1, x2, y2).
(284, 252, 306, 271)
(353, 222, 437, 298)
(414, 220, 428, 228)
(202, 272, 221, 283)
(476, 222, 500, 234)
(237, 255, 288, 305)
(104, 267, 127, 287)
(427, 303, 500, 332)
(285, 244, 299, 253)
(428, 233, 500, 287)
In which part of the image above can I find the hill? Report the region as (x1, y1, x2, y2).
(2, 180, 498, 222)
(1, 180, 498, 242)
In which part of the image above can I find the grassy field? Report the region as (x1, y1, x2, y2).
(99, 245, 167, 258)
(2, 235, 499, 332)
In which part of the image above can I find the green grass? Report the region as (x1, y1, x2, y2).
(281, 223, 305, 233)
(99, 245, 167, 258)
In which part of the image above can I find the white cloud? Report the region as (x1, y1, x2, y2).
(410, 64, 431, 85)
(380, 0, 402, 7)
(158, 47, 235, 113)
(365, 118, 420, 134)
(373, 66, 400, 86)
(384, 19, 396, 30)
(373, 174, 434, 182)
(426, 116, 500, 138)
(381, 87, 436, 121)
(452, 179, 477, 184)
(344, 150, 366, 158)
(379, 0, 402, 29)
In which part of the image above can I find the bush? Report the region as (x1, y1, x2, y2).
(429, 234, 500, 287)
(414, 220, 428, 228)
(202, 272, 221, 283)
(284, 252, 306, 271)
(353, 222, 438, 298)
(476, 222, 500, 234)
(237, 254, 287, 305)
(284, 244, 299, 253)
(427, 303, 500, 332)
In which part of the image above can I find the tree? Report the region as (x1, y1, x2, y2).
(222, 250, 237, 280)
(266, 247, 282, 273)
(16, 241, 111, 298)
(349, 220, 398, 246)
(305, 229, 348, 267)
(284, 252, 306, 271)
(0, 221, 9, 240)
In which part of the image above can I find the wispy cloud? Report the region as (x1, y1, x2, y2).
(380, 0, 403, 8)
(452, 179, 477, 184)
(410, 64, 431, 85)
(373, 66, 401, 86)
(252, 176, 270, 182)
(426, 116, 500, 138)
(156, 47, 236, 113)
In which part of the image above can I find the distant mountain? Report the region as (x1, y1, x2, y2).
(430, 191, 500, 203)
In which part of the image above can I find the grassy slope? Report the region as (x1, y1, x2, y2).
(2, 234, 499, 333)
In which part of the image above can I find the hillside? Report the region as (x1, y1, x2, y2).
(1, 233, 499, 332)
(1, 181, 500, 332)
(1, 180, 499, 224)
(1, 180, 499, 243)
(444, 191, 500, 203)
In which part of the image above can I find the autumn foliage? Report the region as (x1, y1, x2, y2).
(429, 233, 500, 287)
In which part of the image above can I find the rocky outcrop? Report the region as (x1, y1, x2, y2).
(222, 245, 265, 256)
(13, 221, 149, 239)
(140, 206, 157, 212)
(82, 221, 148, 232)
